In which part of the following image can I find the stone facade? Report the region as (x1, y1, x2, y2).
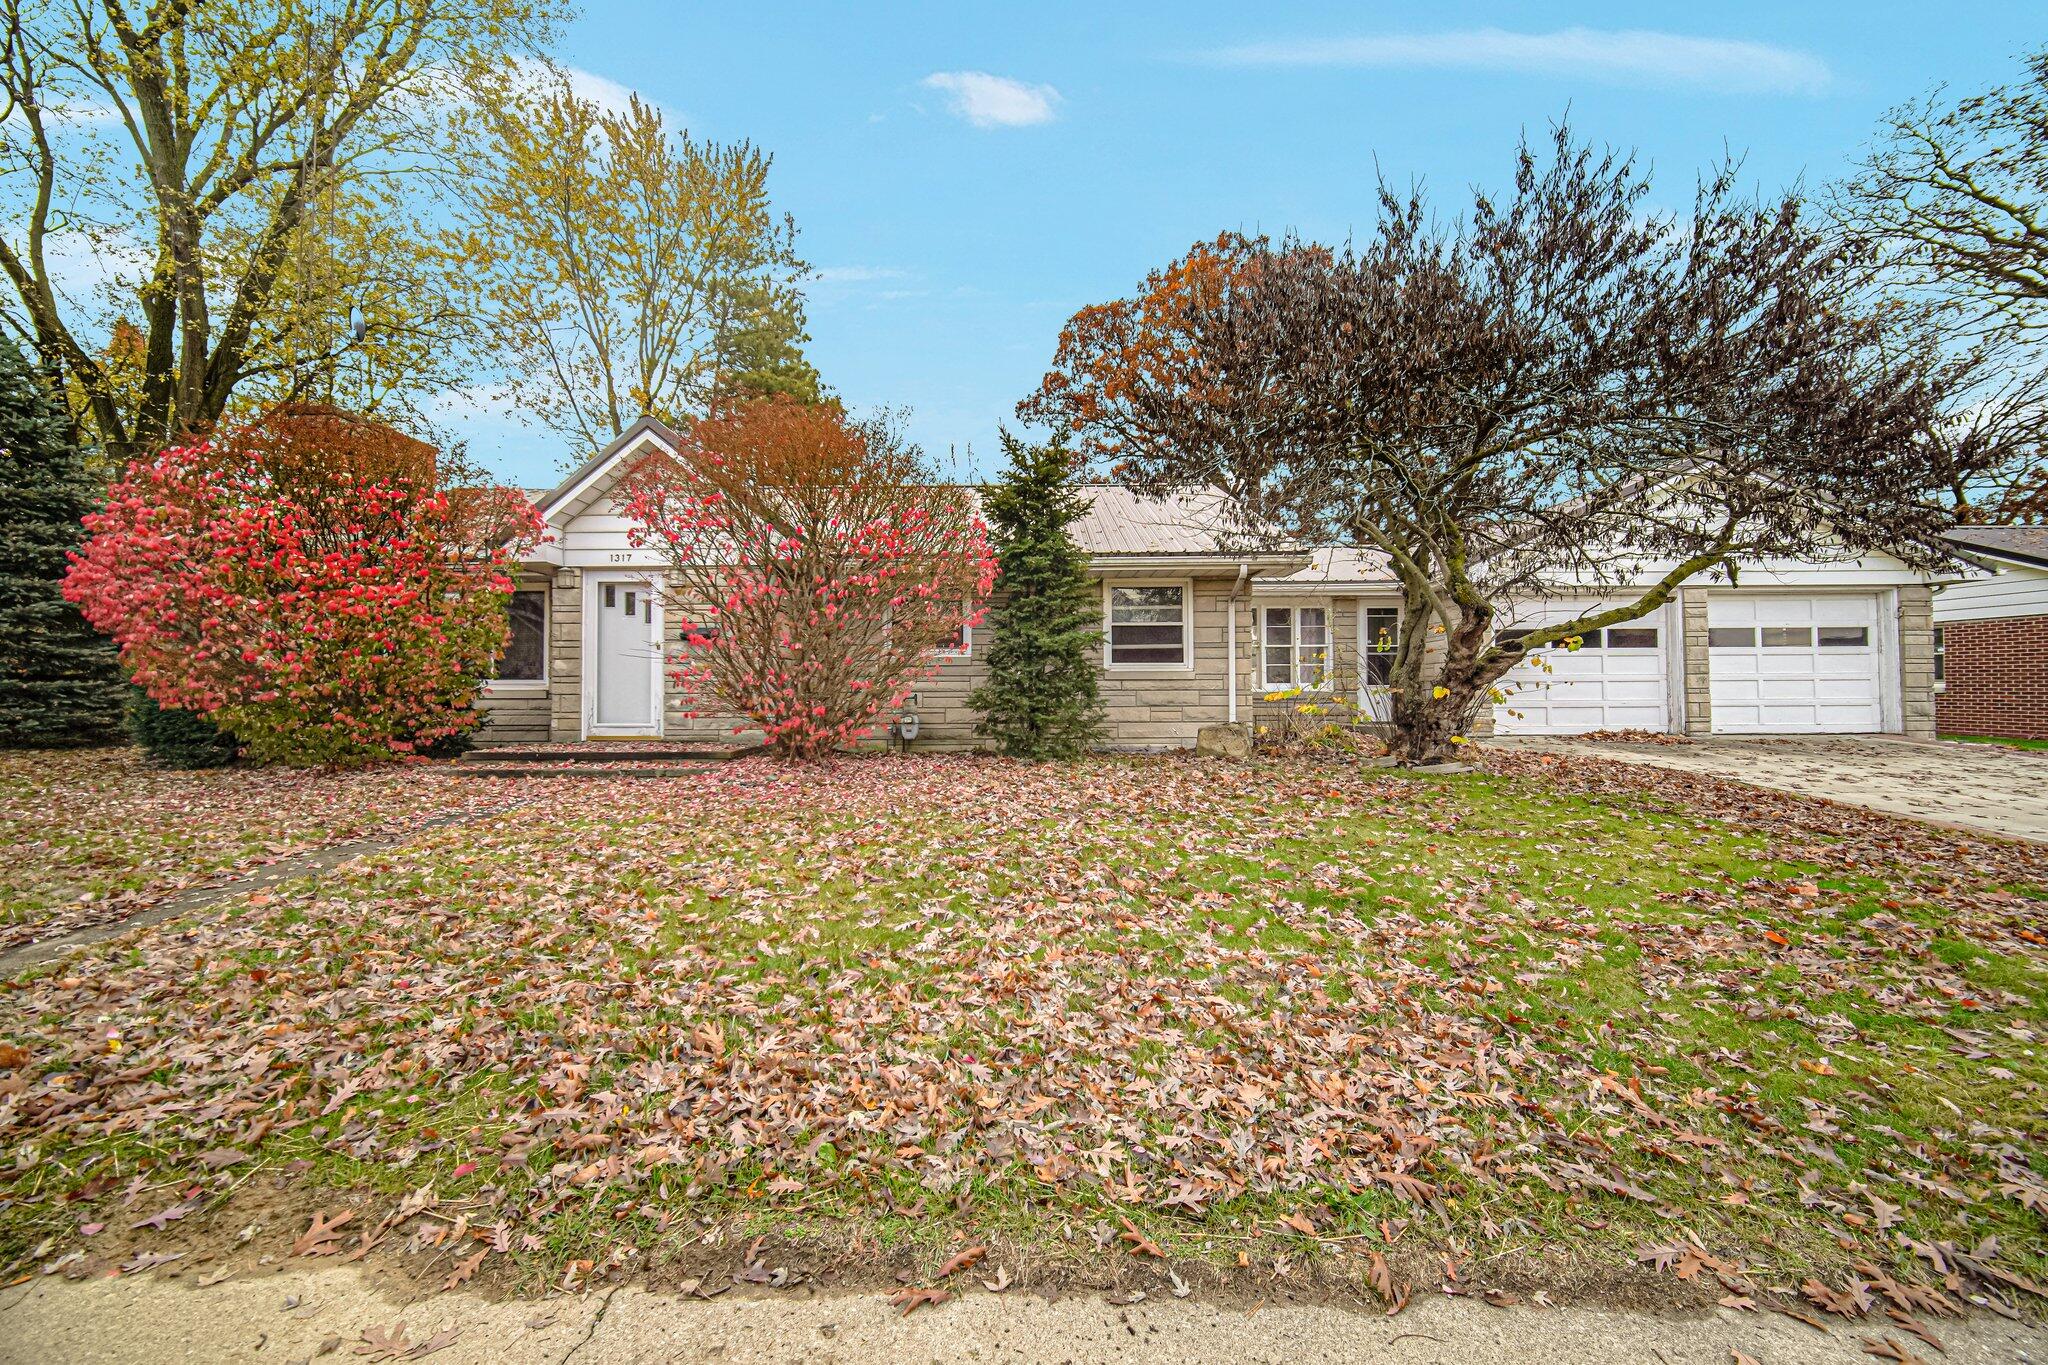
(478, 572, 1405, 751)
(1897, 584, 1939, 739)
(478, 576, 1943, 748)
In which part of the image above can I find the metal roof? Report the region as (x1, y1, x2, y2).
(1254, 545, 1397, 591)
(1068, 485, 1264, 556)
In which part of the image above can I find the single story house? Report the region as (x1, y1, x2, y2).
(477, 417, 1940, 748)
(1932, 526, 2048, 741)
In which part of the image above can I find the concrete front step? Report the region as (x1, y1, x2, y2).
(460, 744, 754, 765)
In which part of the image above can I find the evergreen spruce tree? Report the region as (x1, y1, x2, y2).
(125, 687, 238, 768)
(970, 432, 1104, 758)
(0, 338, 125, 746)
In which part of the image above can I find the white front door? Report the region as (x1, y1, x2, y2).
(1708, 594, 1885, 733)
(1492, 603, 1673, 734)
(588, 576, 662, 737)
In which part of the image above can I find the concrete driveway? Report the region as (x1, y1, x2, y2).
(1497, 734, 2048, 844)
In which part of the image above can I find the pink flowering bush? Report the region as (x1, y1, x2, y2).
(622, 398, 994, 760)
(63, 411, 540, 766)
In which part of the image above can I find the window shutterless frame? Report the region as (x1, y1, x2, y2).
(1104, 581, 1193, 670)
(484, 586, 548, 690)
(937, 597, 974, 657)
(1259, 602, 1332, 689)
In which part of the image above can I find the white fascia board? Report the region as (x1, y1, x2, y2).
(1536, 552, 1933, 591)
(534, 416, 683, 529)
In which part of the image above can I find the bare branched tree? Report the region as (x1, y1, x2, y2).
(1027, 127, 1977, 763)
(1836, 48, 2048, 521)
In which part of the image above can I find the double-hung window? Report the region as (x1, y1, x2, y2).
(1262, 605, 1330, 689)
(1106, 584, 1190, 667)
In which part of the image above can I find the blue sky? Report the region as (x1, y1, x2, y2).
(460, 2, 2044, 486)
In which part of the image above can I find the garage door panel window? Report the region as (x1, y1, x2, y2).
(1491, 603, 1671, 735)
(1108, 585, 1189, 667)
(1761, 626, 1814, 648)
(1708, 626, 1755, 648)
(1501, 624, 1659, 652)
(1818, 625, 1870, 648)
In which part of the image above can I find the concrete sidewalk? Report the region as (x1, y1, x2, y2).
(1496, 734, 2048, 843)
(2, 1262, 2041, 1364)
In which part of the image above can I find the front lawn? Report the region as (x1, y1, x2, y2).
(0, 748, 534, 951)
(0, 749, 2041, 1320)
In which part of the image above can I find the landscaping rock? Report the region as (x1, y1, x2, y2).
(1194, 724, 1252, 761)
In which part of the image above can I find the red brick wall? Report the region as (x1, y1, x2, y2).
(1936, 614, 2048, 740)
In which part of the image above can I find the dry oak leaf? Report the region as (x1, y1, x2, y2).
(439, 1248, 487, 1293)
(295, 1209, 355, 1257)
(936, 1245, 986, 1279)
(1118, 1216, 1165, 1259)
(888, 1287, 952, 1318)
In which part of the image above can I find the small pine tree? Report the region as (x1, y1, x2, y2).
(711, 279, 826, 406)
(970, 432, 1105, 758)
(125, 687, 238, 769)
(0, 338, 125, 746)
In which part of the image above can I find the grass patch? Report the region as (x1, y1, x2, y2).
(0, 750, 2041, 1303)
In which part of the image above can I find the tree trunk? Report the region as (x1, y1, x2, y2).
(1380, 594, 1501, 766)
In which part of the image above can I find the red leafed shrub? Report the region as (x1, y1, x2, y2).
(62, 411, 541, 765)
(621, 398, 995, 760)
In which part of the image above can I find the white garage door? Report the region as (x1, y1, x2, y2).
(1708, 595, 1885, 733)
(1492, 604, 1671, 734)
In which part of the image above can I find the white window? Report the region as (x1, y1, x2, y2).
(1262, 604, 1331, 689)
(938, 599, 974, 658)
(1106, 583, 1191, 668)
(1934, 625, 1945, 690)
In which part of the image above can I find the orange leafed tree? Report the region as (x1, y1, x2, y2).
(621, 398, 994, 760)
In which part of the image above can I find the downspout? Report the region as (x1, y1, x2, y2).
(1227, 563, 1249, 724)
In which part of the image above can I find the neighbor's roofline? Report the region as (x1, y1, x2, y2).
(1944, 529, 2048, 574)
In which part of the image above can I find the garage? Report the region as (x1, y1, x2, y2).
(1708, 594, 1886, 733)
(1491, 603, 1673, 734)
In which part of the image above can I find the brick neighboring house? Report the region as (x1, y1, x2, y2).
(1933, 526, 2048, 741)
(476, 416, 1942, 748)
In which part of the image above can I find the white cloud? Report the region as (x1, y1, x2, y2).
(1190, 28, 1833, 97)
(39, 229, 150, 305)
(408, 58, 657, 120)
(548, 62, 644, 118)
(0, 95, 122, 133)
(920, 71, 1061, 128)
